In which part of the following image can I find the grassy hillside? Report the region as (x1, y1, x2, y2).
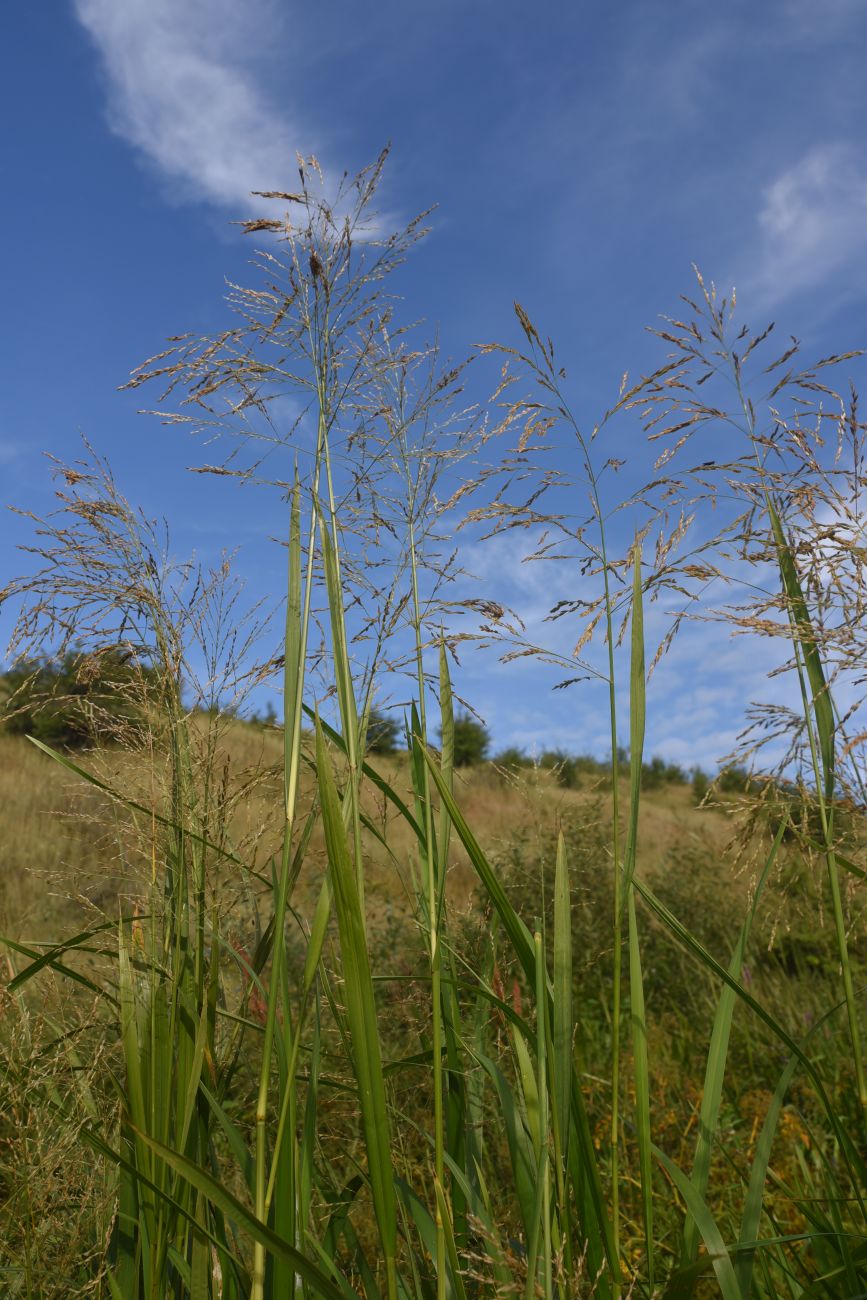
(3, 723, 864, 1297)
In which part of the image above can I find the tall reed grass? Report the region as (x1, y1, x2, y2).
(2, 154, 865, 1298)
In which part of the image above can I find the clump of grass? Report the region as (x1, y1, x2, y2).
(2, 155, 866, 1300)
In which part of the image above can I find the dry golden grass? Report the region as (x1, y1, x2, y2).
(0, 723, 752, 948)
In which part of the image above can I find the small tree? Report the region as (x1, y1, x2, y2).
(540, 748, 580, 789)
(494, 745, 527, 772)
(691, 767, 710, 804)
(717, 765, 752, 794)
(451, 713, 490, 767)
(366, 707, 401, 755)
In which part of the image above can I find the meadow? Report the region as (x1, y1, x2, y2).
(1, 153, 866, 1298)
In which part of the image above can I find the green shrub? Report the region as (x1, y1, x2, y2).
(0, 650, 159, 749)
(493, 745, 527, 772)
(366, 707, 402, 755)
(539, 748, 580, 789)
(641, 754, 687, 790)
(717, 764, 753, 794)
(691, 766, 710, 804)
(451, 713, 489, 766)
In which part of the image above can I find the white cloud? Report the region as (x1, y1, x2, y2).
(73, 0, 303, 209)
(751, 142, 867, 307)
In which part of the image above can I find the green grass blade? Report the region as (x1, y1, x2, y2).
(628, 892, 653, 1288)
(682, 817, 787, 1277)
(303, 703, 426, 844)
(623, 540, 645, 895)
(438, 640, 454, 873)
(653, 1146, 741, 1300)
(474, 1048, 537, 1239)
(25, 735, 250, 873)
(625, 541, 653, 1288)
(553, 831, 572, 1173)
(424, 753, 534, 967)
(316, 501, 360, 761)
(736, 1055, 798, 1299)
(427, 751, 616, 1278)
(434, 1176, 468, 1300)
(117, 922, 149, 1174)
(766, 500, 834, 802)
(6, 919, 129, 993)
(632, 875, 861, 1184)
(315, 714, 398, 1297)
(128, 1126, 344, 1299)
(3, 934, 119, 1004)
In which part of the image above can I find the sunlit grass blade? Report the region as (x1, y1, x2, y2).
(623, 541, 653, 1289)
(766, 499, 834, 801)
(315, 713, 398, 1298)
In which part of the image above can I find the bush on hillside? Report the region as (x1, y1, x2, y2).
(717, 765, 753, 795)
(451, 713, 490, 767)
(691, 767, 711, 804)
(366, 707, 402, 755)
(0, 650, 159, 749)
(540, 748, 580, 789)
(493, 746, 528, 772)
(641, 755, 687, 790)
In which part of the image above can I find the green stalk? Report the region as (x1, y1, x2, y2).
(728, 347, 866, 1113)
(315, 714, 398, 1300)
(406, 512, 447, 1299)
(536, 930, 553, 1300)
(252, 481, 313, 1300)
(551, 832, 574, 1289)
(624, 543, 653, 1289)
(527, 354, 623, 1286)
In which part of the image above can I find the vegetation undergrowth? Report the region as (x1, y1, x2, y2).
(2, 153, 866, 1299)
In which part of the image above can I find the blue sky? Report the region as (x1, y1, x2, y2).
(3, 0, 867, 770)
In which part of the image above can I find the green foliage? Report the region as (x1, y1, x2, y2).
(0, 650, 158, 749)
(493, 745, 528, 771)
(540, 748, 581, 789)
(450, 712, 489, 766)
(366, 707, 401, 755)
(717, 765, 753, 794)
(640, 755, 687, 790)
(691, 766, 710, 804)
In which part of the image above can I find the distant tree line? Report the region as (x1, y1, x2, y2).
(0, 662, 764, 804)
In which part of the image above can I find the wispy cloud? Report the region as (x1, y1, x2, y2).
(749, 142, 867, 308)
(73, 0, 304, 209)
(781, 0, 867, 41)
